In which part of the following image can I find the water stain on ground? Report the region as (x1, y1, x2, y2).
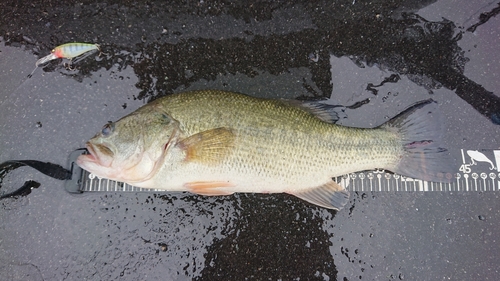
(2, 0, 498, 123)
(197, 194, 338, 280)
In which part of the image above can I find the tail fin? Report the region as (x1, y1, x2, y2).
(381, 100, 454, 182)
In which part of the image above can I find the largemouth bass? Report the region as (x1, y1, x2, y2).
(77, 90, 452, 210)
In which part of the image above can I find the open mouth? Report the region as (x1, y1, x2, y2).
(84, 143, 98, 162)
(83, 142, 115, 168)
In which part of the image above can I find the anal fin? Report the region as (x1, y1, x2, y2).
(289, 181, 350, 210)
(185, 181, 235, 196)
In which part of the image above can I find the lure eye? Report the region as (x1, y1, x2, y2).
(101, 122, 114, 137)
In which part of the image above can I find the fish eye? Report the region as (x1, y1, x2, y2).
(161, 113, 171, 123)
(101, 122, 114, 137)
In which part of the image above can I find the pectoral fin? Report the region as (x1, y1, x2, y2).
(177, 127, 235, 165)
(289, 181, 350, 210)
(185, 181, 235, 196)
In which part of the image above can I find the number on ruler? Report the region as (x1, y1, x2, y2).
(459, 164, 471, 173)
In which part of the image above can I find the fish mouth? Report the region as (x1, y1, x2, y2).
(76, 143, 100, 171)
(84, 143, 99, 163)
(77, 143, 110, 170)
(86, 142, 116, 168)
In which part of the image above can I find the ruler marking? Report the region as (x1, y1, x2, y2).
(77, 149, 500, 193)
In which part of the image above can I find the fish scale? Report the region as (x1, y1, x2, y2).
(157, 92, 395, 186)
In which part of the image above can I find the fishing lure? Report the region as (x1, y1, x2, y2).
(29, 43, 100, 77)
(51, 43, 100, 60)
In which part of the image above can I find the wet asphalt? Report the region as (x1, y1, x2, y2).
(1, 0, 500, 280)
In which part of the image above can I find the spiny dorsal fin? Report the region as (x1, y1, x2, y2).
(289, 181, 350, 210)
(177, 127, 235, 165)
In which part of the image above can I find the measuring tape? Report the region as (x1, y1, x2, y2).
(65, 149, 500, 194)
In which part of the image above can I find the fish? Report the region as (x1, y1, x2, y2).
(76, 90, 452, 210)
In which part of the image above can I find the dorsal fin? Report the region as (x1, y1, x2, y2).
(282, 100, 346, 123)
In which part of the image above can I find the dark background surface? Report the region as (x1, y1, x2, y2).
(1, 1, 499, 280)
